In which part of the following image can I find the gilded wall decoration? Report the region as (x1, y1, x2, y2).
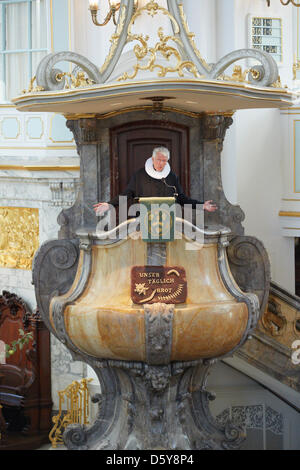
(0, 207, 39, 270)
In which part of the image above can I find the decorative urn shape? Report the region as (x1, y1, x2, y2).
(49, 219, 259, 366)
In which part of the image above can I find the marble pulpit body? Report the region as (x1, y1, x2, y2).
(32, 110, 271, 450)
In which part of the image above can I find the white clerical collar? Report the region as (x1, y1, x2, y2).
(145, 157, 171, 180)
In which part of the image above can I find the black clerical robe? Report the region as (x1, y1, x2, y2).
(109, 168, 203, 208)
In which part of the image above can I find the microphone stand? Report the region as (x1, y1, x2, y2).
(161, 178, 178, 197)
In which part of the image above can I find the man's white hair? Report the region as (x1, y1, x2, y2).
(152, 147, 170, 161)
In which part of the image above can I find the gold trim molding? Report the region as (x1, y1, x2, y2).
(0, 164, 79, 171)
(0, 117, 21, 140)
(279, 211, 300, 217)
(63, 106, 235, 121)
(0, 146, 76, 150)
(25, 117, 45, 140)
(13, 80, 293, 116)
(15, 77, 293, 100)
(64, 106, 202, 120)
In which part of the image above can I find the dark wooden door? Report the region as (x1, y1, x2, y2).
(110, 120, 190, 199)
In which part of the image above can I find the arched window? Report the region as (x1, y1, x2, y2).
(0, 0, 48, 101)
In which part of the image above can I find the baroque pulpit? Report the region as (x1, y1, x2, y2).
(13, 0, 295, 450)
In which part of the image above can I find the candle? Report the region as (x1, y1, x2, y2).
(89, 0, 99, 10)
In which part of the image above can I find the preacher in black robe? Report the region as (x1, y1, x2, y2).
(109, 166, 203, 209)
(93, 147, 217, 215)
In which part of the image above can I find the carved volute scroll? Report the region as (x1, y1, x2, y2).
(167, 0, 278, 87)
(32, 239, 80, 340)
(227, 235, 271, 316)
(35, 0, 135, 90)
(201, 114, 245, 235)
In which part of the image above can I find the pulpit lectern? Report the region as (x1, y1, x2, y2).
(138, 197, 176, 243)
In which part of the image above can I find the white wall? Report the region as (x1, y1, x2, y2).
(71, 0, 116, 65)
(214, 0, 296, 291)
(235, 108, 295, 290)
(184, 0, 217, 65)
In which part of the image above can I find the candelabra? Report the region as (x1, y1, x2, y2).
(88, 0, 121, 26)
(88, 0, 139, 26)
(267, 0, 300, 6)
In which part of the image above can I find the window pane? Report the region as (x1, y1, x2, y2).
(6, 52, 29, 99)
(32, 50, 47, 76)
(0, 56, 4, 101)
(6, 2, 29, 51)
(32, 0, 47, 49)
(251, 17, 282, 63)
(1, 1, 48, 101)
(0, 4, 3, 51)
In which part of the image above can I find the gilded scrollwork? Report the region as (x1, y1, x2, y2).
(128, 0, 180, 33)
(0, 207, 39, 270)
(118, 27, 199, 81)
(55, 71, 95, 90)
(117, 1, 199, 81)
(22, 75, 45, 94)
(221, 66, 250, 83)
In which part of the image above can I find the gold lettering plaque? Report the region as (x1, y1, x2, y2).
(0, 207, 39, 270)
(131, 266, 187, 305)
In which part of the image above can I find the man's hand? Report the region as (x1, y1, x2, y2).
(93, 202, 109, 215)
(203, 200, 217, 212)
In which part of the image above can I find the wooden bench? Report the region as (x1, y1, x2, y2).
(0, 291, 52, 449)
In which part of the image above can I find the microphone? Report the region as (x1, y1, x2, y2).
(162, 178, 178, 197)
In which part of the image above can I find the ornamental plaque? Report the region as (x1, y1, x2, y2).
(131, 266, 187, 305)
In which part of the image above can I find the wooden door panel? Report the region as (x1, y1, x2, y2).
(110, 121, 190, 199)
